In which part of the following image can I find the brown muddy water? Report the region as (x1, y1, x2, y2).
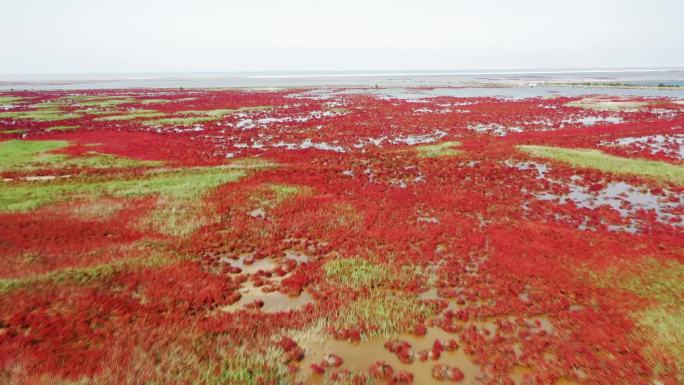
(298, 327, 483, 384)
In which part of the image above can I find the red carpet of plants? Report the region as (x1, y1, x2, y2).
(0, 88, 682, 385)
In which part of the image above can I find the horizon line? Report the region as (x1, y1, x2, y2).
(2, 66, 684, 78)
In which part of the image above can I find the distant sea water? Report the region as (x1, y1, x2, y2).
(1, 68, 684, 98)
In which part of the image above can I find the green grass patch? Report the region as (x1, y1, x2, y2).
(93, 110, 166, 121)
(163, 181, 303, 238)
(0, 163, 253, 213)
(228, 157, 279, 169)
(76, 109, 120, 116)
(0, 140, 161, 173)
(416, 140, 462, 158)
(234, 105, 273, 113)
(46, 125, 79, 132)
(0, 140, 68, 171)
(140, 197, 219, 237)
(200, 346, 290, 385)
(65, 197, 126, 221)
(324, 257, 425, 292)
(589, 257, 684, 304)
(586, 257, 684, 380)
(324, 258, 391, 289)
(143, 109, 236, 126)
(139, 98, 171, 105)
(518, 145, 684, 185)
(0, 109, 82, 122)
(143, 115, 219, 126)
(332, 291, 435, 339)
(29, 340, 290, 385)
(0, 250, 173, 295)
(327, 107, 348, 114)
(76, 97, 137, 108)
(0, 129, 27, 134)
(142, 106, 272, 126)
(0, 96, 24, 105)
(248, 183, 312, 211)
(179, 109, 236, 117)
(634, 306, 684, 381)
(0, 157, 273, 212)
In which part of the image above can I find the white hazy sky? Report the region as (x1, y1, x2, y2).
(1, 0, 682, 74)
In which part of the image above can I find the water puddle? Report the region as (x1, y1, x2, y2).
(535, 181, 683, 232)
(418, 287, 441, 301)
(389, 130, 448, 145)
(510, 366, 534, 385)
(3, 174, 73, 182)
(505, 160, 683, 232)
(510, 366, 583, 385)
(248, 207, 267, 218)
(418, 216, 440, 224)
(220, 254, 277, 274)
(505, 160, 550, 179)
(272, 138, 346, 153)
(600, 133, 684, 160)
(469, 123, 523, 136)
(221, 281, 314, 313)
(285, 250, 311, 264)
(298, 327, 483, 384)
(563, 116, 623, 126)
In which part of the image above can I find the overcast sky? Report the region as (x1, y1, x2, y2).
(1, 0, 682, 74)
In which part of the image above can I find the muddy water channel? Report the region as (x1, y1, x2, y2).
(292, 285, 556, 384)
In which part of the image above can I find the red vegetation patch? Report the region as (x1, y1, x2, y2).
(0, 198, 150, 278)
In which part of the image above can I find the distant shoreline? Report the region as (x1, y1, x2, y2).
(1, 68, 684, 92)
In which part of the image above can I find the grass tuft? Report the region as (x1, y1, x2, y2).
(24, 338, 290, 385)
(0, 104, 82, 122)
(142, 106, 272, 126)
(586, 257, 684, 380)
(76, 97, 137, 108)
(139, 197, 219, 237)
(93, 110, 166, 121)
(0, 167, 246, 212)
(46, 125, 79, 132)
(324, 258, 390, 289)
(332, 291, 435, 339)
(416, 140, 462, 158)
(0, 252, 172, 295)
(0, 96, 24, 105)
(0, 129, 27, 134)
